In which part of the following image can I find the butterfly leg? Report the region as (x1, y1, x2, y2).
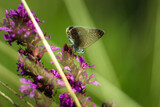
(73, 45, 84, 53)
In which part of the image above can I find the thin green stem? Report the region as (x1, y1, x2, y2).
(20, 0, 81, 107)
(0, 81, 34, 107)
(0, 90, 20, 107)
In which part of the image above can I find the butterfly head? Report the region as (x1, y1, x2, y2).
(66, 26, 74, 36)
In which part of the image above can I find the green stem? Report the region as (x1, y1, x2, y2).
(0, 81, 34, 107)
(0, 90, 20, 107)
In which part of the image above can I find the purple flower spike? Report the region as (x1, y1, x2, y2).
(0, 3, 100, 106)
(19, 78, 37, 98)
(0, 3, 44, 45)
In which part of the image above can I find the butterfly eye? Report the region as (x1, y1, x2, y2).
(66, 26, 74, 35)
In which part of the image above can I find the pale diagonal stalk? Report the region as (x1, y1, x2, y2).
(20, 0, 81, 107)
(0, 81, 34, 107)
(0, 90, 20, 107)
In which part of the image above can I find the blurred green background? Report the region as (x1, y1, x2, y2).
(0, 0, 159, 107)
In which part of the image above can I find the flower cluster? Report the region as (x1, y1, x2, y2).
(0, 3, 101, 107)
(50, 44, 100, 106)
(0, 3, 45, 46)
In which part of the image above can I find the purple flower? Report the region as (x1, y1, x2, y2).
(0, 3, 100, 107)
(59, 93, 73, 107)
(17, 62, 25, 74)
(0, 27, 13, 31)
(50, 69, 61, 78)
(75, 55, 95, 69)
(19, 78, 37, 98)
(56, 53, 62, 61)
(63, 66, 71, 71)
(56, 72, 85, 93)
(50, 61, 54, 64)
(45, 34, 51, 39)
(66, 73, 74, 84)
(84, 97, 96, 107)
(73, 81, 85, 93)
(50, 46, 60, 51)
(83, 71, 101, 86)
(37, 75, 43, 80)
(0, 3, 44, 45)
(17, 53, 25, 75)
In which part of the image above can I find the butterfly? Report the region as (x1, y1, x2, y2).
(66, 26, 104, 53)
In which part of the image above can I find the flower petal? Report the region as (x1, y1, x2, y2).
(4, 34, 9, 40)
(37, 75, 43, 80)
(57, 79, 65, 86)
(19, 85, 31, 92)
(29, 88, 36, 98)
(20, 78, 32, 84)
(9, 21, 15, 28)
(88, 64, 95, 68)
(89, 73, 95, 80)
(9, 9, 17, 15)
(50, 61, 54, 64)
(86, 96, 91, 102)
(50, 46, 60, 51)
(63, 66, 71, 71)
(45, 34, 51, 39)
(89, 80, 101, 86)
(74, 55, 79, 62)
(56, 55, 62, 61)
(0, 27, 13, 31)
(79, 56, 85, 65)
(24, 31, 30, 37)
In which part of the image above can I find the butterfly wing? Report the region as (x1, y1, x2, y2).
(71, 27, 104, 49)
(67, 26, 104, 52)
